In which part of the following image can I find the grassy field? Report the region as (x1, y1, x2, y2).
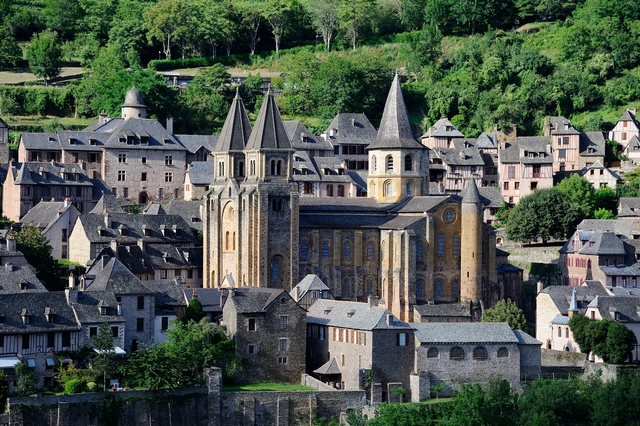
(223, 383, 315, 392)
(0, 67, 84, 85)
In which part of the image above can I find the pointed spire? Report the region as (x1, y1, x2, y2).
(216, 89, 252, 152)
(461, 179, 481, 204)
(368, 74, 424, 150)
(568, 287, 578, 316)
(245, 89, 291, 151)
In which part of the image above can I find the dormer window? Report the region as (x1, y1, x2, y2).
(118, 225, 127, 236)
(89, 139, 97, 146)
(141, 136, 148, 145)
(69, 138, 76, 145)
(347, 309, 356, 318)
(160, 225, 168, 237)
(98, 300, 109, 315)
(162, 252, 170, 263)
(127, 136, 134, 145)
(172, 225, 181, 236)
(20, 279, 27, 290)
(44, 307, 55, 323)
(98, 226, 105, 237)
(21, 308, 31, 324)
(119, 137, 126, 143)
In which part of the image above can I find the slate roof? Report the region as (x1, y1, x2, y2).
(478, 186, 504, 208)
(573, 219, 640, 238)
(547, 116, 579, 135)
(185, 288, 222, 315)
(388, 196, 450, 213)
(421, 118, 464, 139)
(122, 87, 146, 108)
(10, 162, 93, 187)
(0, 265, 48, 293)
(72, 291, 126, 324)
(588, 295, 640, 322)
(580, 132, 606, 156)
(284, 121, 333, 152)
(513, 329, 542, 345)
(314, 358, 341, 375)
(432, 139, 485, 166)
(497, 263, 523, 273)
(89, 194, 125, 214)
(74, 212, 196, 244)
(461, 179, 481, 204)
(215, 90, 251, 152)
(143, 280, 188, 308)
(291, 274, 331, 302)
(414, 302, 471, 318)
(103, 118, 185, 150)
(84, 257, 155, 295)
(20, 133, 59, 150)
(0, 292, 79, 333)
(413, 322, 519, 344)
(579, 232, 626, 255)
(97, 245, 154, 276)
(245, 89, 291, 151)
(619, 109, 640, 126)
(599, 265, 640, 276)
(476, 132, 498, 149)
(224, 287, 287, 313)
(161, 199, 203, 231)
(19, 201, 73, 232)
(299, 197, 388, 213)
(143, 202, 165, 215)
(551, 315, 571, 325)
(499, 138, 552, 164)
(57, 131, 107, 151)
(539, 282, 609, 315)
(367, 74, 423, 150)
(187, 162, 214, 185)
(323, 113, 378, 146)
(176, 134, 218, 154)
(300, 213, 392, 229)
(307, 299, 412, 331)
(145, 244, 203, 270)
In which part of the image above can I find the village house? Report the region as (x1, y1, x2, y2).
(290, 274, 334, 310)
(321, 113, 377, 172)
(581, 160, 622, 190)
(609, 108, 640, 151)
(184, 161, 214, 200)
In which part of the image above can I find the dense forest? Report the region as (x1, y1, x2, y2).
(0, 0, 640, 137)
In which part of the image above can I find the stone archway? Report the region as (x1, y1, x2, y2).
(139, 192, 149, 204)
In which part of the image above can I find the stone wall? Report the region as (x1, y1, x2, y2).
(541, 348, 587, 367)
(3, 368, 367, 426)
(583, 362, 640, 382)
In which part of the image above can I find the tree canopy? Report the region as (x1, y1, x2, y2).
(482, 299, 530, 333)
(12, 225, 64, 291)
(569, 314, 637, 363)
(26, 30, 63, 84)
(505, 188, 582, 243)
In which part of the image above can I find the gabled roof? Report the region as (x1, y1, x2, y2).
(143, 202, 166, 215)
(367, 74, 423, 150)
(72, 291, 126, 324)
(224, 287, 289, 313)
(89, 194, 125, 214)
(20, 133, 59, 150)
(477, 186, 504, 208)
(216, 90, 252, 152)
(579, 232, 626, 255)
(185, 288, 222, 314)
(580, 132, 606, 156)
(476, 132, 498, 149)
(432, 139, 485, 166)
(85, 257, 154, 295)
(307, 299, 412, 331)
(588, 295, 640, 322)
(0, 292, 79, 333)
(619, 109, 640, 127)
(143, 280, 188, 308)
(176, 134, 218, 154)
(104, 118, 185, 151)
(421, 118, 464, 139)
(323, 113, 377, 146)
(245, 89, 291, 151)
(291, 274, 331, 302)
(10, 162, 93, 186)
(413, 322, 519, 344)
(539, 282, 608, 315)
(461, 179, 481, 204)
(284, 121, 333, 151)
(513, 329, 542, 345)
(19, 201, 74, 232)
(0, 265, 48, 294)
(161, 199, 203, 231)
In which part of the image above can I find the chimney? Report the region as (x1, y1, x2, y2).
(104, 213, 111, 228)
(57, 209, 62, 218)
(110, 239, 118, 252)
(68, 271, 75, 288)
(368, 296, 379, 308)
(175, 276, 182, 286)
(6, 235, 16, 253)
(117, 303, 122, 315)
(79, 161, 86, 171)
(351, 118, 356, 126)
(65, 287, 78, 304)
(137, 238, 145, 251)
(5, 263, 13, 273)
(64, 198, 69, 207)
(166, 115, 174, 134)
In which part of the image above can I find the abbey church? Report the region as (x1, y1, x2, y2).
(203, 75, 504, 322)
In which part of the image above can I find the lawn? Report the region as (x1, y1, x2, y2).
(223, 382, 315, 392)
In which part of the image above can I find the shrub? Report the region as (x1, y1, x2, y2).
(64, 379, 85, 394)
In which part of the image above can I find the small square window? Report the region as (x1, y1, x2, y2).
(278, 357, 287, 364)
(141, 157, 147, 164)
(279, 338, 287, 351)
(141, 173, 147, 181)
(137, 318, 144, 332)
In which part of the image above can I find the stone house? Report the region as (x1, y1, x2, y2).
(412, 322, 541, 398)
(608, 108, 640, 150)
(498, 137, 553, 205)
(68, 210, 197, 266)
(306, 298, 414, 400)
(221, 287, 306, 384)
(584, 295, 640, 362)
(413, 302, 471, 323)
(290, 274, 334, 310)
(578, 132, 606, 170)
(185, 288, 222, 323)
(618, 198, 640, 219)
(420, 118, 465, 149)
(285, 120, 334, 159)
(321, 113, 377, 172)
(81, 257, 156, 352)
(18, 199, 81, 259)
(536, 281, 608, 349)
(581, 160, 621, 190)
(427, 138, 485, 193)
(142, 280, 188, 343)
(293, 152, 364, 198)
(2, 161, 94, 220)
(184, 161, 213, 200)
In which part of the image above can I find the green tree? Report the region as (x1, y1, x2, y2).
(41, 0, 84, 41)
(0, 28, 21, 69)
(338, 0, 377, 51)
(594, 187, 618, 213)
(482, 298, 529, 332)
(108, 0, 149, 66)
(304, 0, 340, 51)
(606, 321, 637, 364)
(26, 30, 63, 85)
(261, 0, 300, 53)
(12, 225, 63, 291)
(570, 315, 637, 363)
(181, 295, 206, 324)
(569, 314, 593, 354)
(495, 202, 512, 226)
(556, 175, 596, 218)
(14, 361, 37, 397)
(505, 188, 582, 243)
(144, 0, 192, 60)
(518, 379, 591, 426)
(236, 0, 263, 55)
(92, 322, 116, 390)
(594, 208, 615, 219)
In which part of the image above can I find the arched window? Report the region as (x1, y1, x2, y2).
(558, 326, 561, 337)
(343, 279, 350, 298)
(219, 161, 225, 176)
(225, 231, 229, 250)
(404, 155, 413, 171)
(435, 280, 443, 299)
(277, 160, 282, 176)
(367, 242, 374, 260)
(322, 242, 329, 260)
(270, 259, 279, 279)
(416, 279, 424, 299)
(382, 241, 386, 260)
(565, 327, 569, 338)
(270, 160, 276, 175)
(497, 347, 509, 358)
(450, 346, 464, 360)
(406, 183, 412, 196)
(453, 234, 460, 256)
(366, 279, 373, 296)
(232, 232, 236, 250)
(250, 160, 256, 175)
(386, 156, 393, 172)
(437, 233, 445, 255)
(416, 241, 423, 261)
(473, 346, 488, 360)
(453, 280, 460, 299)
(384, 181, 393, 197)
(427, 347, 439, 358)
(238, 161, 245, 177)
(300, 242, 308, 260)
(343, 242, 351, 260)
